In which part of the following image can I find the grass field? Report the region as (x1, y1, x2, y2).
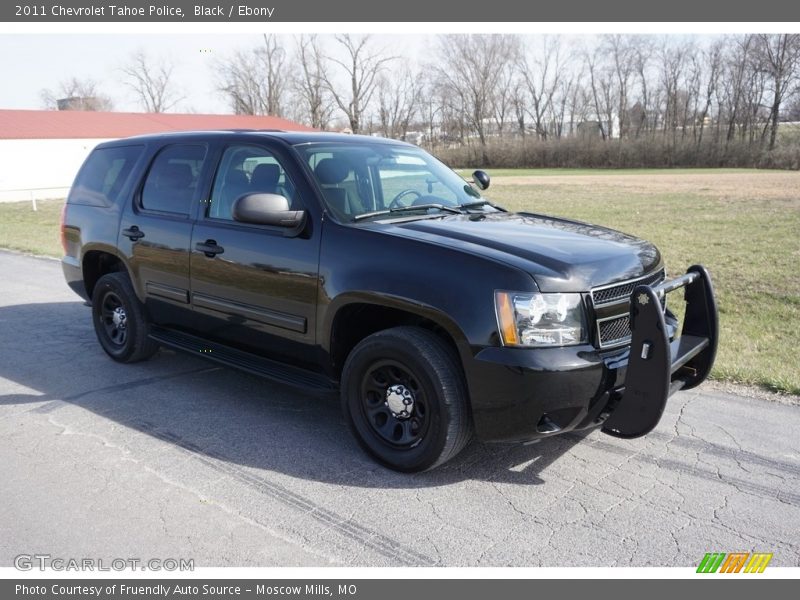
(1, 168, 799, 395)
(0, 199, 64, 257)
(458, 167, 767, 178)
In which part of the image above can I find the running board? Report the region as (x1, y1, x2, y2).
(149, 327, 338, 394)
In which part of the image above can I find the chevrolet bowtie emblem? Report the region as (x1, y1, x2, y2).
(638, 293, 649, 305)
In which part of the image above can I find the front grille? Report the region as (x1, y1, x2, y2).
(591, 268, 667, 348)
(591, 268, 665, 306)
(597, 314, 632, 347)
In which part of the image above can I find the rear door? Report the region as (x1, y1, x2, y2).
(189, 142, 321, 366)
(118, 143, 209, 327)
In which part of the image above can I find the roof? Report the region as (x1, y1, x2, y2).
(0, 109, 314, 140)
(109, 129, 412, 147)
(272, 131, 412, 146)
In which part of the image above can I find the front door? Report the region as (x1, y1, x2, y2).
(189, 143, 320, 367)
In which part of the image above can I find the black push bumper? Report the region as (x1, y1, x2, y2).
(466, 265, 718, 443)
(601, 264, 719, 438)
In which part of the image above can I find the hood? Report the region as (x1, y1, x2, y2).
(385, 212, 661, 292)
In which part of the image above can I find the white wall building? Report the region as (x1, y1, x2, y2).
(0, 110, 312, 203)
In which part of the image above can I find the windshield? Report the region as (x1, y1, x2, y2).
(293, 141, 492, 222)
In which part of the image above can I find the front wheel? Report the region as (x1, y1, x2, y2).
(92, 272, 159, 363)
(341, 327, 472, 472)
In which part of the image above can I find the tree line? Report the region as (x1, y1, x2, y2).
(40, 34, 800, 169)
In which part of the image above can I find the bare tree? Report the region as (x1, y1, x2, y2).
(293, 34, 334, 129)
(217, 49, 265, 115)
(683, 50, 704, 142)
(40, 77, 113, 111)
(321, 34, 396, 134)
(276, 32, 800, 168)
(631, 37, 655, 136)
(657, 39, 690, 144)
(602, 34, 636, 139)
(696, 39, 723, 146)
(510, 79, 528, 137)
(566, 77, 591, 139)
(121, 51, 183, 113)
(544, 39, 577, 139)
(432, 34, 521, 160)
(755, 34, 800, 150)
(719, 35, 758, 144)
(551, 71, 576, 139)
(216, 35, 288, 117)
(418, 76, 447, 149)
(585, 49, 617, 140)
(260, 34, 288, 117)
(491, 60, 518, 136)
(377, 69, 421, 140)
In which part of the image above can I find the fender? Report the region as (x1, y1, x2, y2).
(78, 242, 137, 300)
(322, 290, 473, 361)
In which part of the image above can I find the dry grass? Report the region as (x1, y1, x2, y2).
(494, 170, 800, 201)
(0, 199, 64, 257)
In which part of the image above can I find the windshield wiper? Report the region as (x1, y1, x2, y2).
(353, 204, 462, 222)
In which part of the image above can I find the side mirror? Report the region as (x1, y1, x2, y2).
(232, 193, 306, 234)
(472, 170, 491, 191)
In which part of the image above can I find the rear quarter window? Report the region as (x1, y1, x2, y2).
(68, 145, 144, 207)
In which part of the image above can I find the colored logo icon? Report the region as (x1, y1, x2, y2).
(697, 552, 773, 573)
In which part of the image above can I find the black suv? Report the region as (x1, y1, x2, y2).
(61, 131, 718, 472)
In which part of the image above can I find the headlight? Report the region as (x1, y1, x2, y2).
(495, 291, 587, 347)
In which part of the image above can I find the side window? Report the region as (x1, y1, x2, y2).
(208, 145, 297, 221)
(69, 145, 144, 207)
(305, 150, 368, 216)
(140, 144, 207, 215)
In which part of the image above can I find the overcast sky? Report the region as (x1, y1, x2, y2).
(2, 21, 794, 116)
(0, 32, 735, 120)
(0, 34, 431, 114)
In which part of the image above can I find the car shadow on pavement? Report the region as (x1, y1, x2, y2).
(4, 300, 783, 493)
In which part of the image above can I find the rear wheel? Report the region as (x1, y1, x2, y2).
(341, 326, 472, 472)
(92, 272, 159, 363)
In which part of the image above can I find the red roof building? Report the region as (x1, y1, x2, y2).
(0, 110, 314, 202)
(0, 109, 314, 140)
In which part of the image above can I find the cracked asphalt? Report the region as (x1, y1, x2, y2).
(1, 250, 798, 567)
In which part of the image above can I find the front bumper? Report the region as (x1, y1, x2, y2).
(467, 265, 718, 443)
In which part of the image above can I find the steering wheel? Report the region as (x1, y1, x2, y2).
(388, 189, 423, 209)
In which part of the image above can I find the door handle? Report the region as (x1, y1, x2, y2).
(122, 226, 145, 241)
(196, 240, 224, 258)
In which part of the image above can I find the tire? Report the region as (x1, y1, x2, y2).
(91, 272, 159, 363)
(341, 326, 472, 472)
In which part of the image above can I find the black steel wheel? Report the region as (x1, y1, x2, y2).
(98, 290, 128, 347)
(360, 359, 431, 449)
(91, 272, 159, 363)
(341, 326, 472, 472)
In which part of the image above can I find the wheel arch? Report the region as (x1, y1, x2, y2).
(324, 293, 471, 381)
(81, 245, 133, 301)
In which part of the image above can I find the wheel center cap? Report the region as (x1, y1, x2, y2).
(112, 307, 127, 328)
(385, 384, 414, 419)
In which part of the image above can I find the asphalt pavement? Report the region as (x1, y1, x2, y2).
(1, 250, 798, 567)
